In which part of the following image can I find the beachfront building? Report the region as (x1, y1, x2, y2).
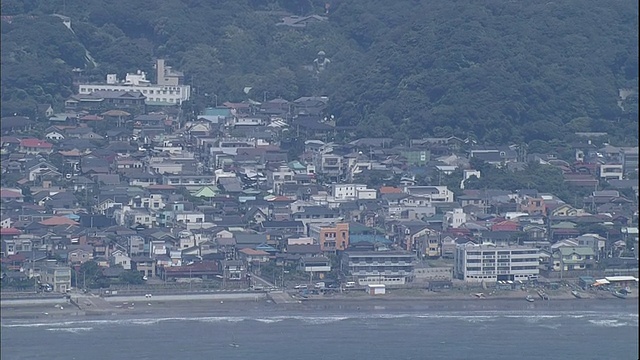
(41, 264, 72, 293)
(454, 244, 539, 283)
(342, 250, 416, 286)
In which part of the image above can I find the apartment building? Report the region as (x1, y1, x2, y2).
(342, 251, 416, 286)
(331, 183, 376, 201)
(308, 222, 349, 252)
(454, 244, 539, 283)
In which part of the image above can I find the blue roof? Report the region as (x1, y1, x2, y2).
(204, 107, 231, 117)
(349, 234, 391, 245)
(256, 243, 278, 252)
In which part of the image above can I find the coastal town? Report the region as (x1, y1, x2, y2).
(1, 58, 638, 313)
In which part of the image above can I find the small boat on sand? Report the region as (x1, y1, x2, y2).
(612, 290, 627, 299)
(525, 295, 535, 302)
(571, 290, 586, 299)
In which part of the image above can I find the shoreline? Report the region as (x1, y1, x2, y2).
(1, 290, 637, 323)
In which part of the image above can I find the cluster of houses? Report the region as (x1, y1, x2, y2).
(1, 61, 638, 295)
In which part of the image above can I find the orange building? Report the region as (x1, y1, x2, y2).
(309, 223, 349, 252)
(518, 197, 546, 216)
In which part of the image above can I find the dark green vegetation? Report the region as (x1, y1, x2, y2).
(2, 0, 637, 145)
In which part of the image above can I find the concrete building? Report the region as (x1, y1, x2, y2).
(342, 250, 415, 286)
(443, 208, 466, 229)
(599, 163, 624, 181)
(308, 222, 349, 252)
(331, 183, 369, 201)
(41, 264, 72, 293)
(454, 244, 539, 283)
(77, 59, 190, 106)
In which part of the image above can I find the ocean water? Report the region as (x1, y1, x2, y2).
(1, 308, 638, 360)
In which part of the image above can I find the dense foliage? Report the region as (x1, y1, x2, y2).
(1, 0, 637, 145)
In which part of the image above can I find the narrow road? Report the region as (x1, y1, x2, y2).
(250, 273, 275, 288)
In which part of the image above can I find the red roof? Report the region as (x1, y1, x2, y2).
(39, 216, 79, 226)
(80, 115, 103, 121)
(379, 186, 403, 194)
(0, 228, 21, 236)
(239, 248, 269, 256)
(1, 253, 27, 262)
(19, 138, 53, 149)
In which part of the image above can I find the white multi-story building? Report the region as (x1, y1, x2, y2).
(454, 244, 539, 283)
(342, 251, 416, 286)
(404, 186, 455, 203)
(599, 163, 623, 181)
(443, 208, 466, 229)
(77, 59, 190, 106)
(331, 184, 377, 201)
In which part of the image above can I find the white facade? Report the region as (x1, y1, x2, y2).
(78, 82, 190, 105)
(287, 237, 315, 245)
(444, 208, 466, 229)
(599, 164, 623, 181)
(331, 183, 368, 200)
(111, 250, 132, 270)
(174, 211, 205, 224)
(404, 186, 455, 203)
(150, 241, 170, 257)
(79, 60, 189, 106)
(454, 244, 539, 283)
(461, 169, 481, 189)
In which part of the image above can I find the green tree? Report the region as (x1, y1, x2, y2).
(119, 270, 145, 285)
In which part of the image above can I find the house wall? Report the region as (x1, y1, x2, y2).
(42, 266, 72, 293)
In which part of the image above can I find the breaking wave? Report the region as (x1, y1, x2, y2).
(46, 327, 93, 333)
(588, 319, 630, 328)
(2, 311, 637, 329)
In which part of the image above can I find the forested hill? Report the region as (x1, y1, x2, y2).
(1, 0, 637, 145)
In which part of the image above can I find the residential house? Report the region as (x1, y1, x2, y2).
(552, 247, 596, 272)
(40, 263, 72, 293)
(110, 249, 132, 270)
(19, 139, 53, 155)
(131, 256, 156, 278)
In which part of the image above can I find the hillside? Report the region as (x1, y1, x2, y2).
(1, 0, 637, 145)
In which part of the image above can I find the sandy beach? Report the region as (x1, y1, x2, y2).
(1, 287, 637, 322)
